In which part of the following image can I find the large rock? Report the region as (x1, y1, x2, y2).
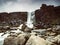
(3, 33, 30, 45)
(53, 35, 60, 43)
(17, 33, 30, 45)
(26, 35, 51, 45)
(46, 35, 60, 45)
(3, 36, 18, 45)
(31, 29, 47, 35)
(19, 23, 33, 32)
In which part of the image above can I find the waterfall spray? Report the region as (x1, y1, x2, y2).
(26, 12, 33, 28)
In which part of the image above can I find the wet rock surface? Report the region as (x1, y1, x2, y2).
(2, 25, 60, 45)
(3, 32, 30, 45)
(25, 35, 51, 45)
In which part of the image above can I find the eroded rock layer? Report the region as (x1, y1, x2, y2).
(35, 4, 60, 28)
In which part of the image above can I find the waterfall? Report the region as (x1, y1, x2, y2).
(26, 12, 33, 28)
(27, 12, 31, 24)
(26, 12, 35, 28)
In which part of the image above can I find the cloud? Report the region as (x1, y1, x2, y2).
(0, 0, 60, 12)
(0, 0, 60, 5)
(0, 0, 16, 5)
(0, 1, 39, 12)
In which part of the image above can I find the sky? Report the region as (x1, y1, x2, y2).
(0, 0, 60, 12)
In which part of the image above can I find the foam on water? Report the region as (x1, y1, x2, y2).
(10, 29, 23, 33)
(0, 32, 10, 45)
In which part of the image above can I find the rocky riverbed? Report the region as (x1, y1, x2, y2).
(0, 25, 60, 45)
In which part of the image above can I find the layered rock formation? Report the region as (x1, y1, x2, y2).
(35, 4, 60, 28)
(0, 12, 27, 26)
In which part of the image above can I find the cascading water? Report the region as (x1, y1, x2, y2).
(0, 31, 10, 45)
(26, 12, 34, 28)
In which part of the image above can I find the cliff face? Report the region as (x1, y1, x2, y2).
(0, 12, 27, 26)
(35, 4, 60, 26)
(0, 12, 8, 22)
(9, 12, 27, 22)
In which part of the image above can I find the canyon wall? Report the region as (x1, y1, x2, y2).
(0, 12, 27, 26)
(35, 4, 60, 28)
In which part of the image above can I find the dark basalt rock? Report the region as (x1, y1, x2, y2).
(0, 12, 27, 26)
(35, 4, 60, 28)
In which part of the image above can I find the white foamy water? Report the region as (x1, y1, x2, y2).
(0, 32, 10, 45)
(10, 29, 23, 33)
(18, 24, 23, 29)
(0, 29, 23, 45)
(26, 12, 34, 28)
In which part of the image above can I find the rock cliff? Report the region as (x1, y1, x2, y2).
(35, 4, 60, 28)
(0, 12, 27, 26)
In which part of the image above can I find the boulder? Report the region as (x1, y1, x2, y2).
(3, 36, 18, 45)
(26, 35, 51, 45)
(3, 33, 31, 45)
(53, 35, 60, 43)
(46, 35, 60, 45)
(17, 33, 30, 45)
(24, 27, 32, 32)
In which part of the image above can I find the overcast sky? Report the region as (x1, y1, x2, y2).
(0, 0, 60, 12)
